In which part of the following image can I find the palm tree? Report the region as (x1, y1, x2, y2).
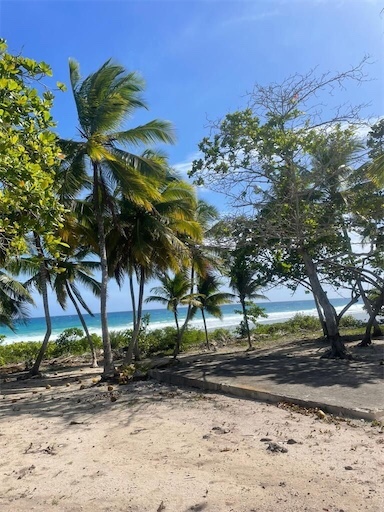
(191, 271, 234, 348)
(53, 250, 101, 367)
(62, 59, 175, 377)
(12, 233, 54, 375)
(0, 270, 33, 330)
(228, 251, 267, 349)
(107, 169, 202, 365)
(178, 200, 220, 341)
(146, 272, 200, 357)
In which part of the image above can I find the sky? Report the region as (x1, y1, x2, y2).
(0, 0, 383, 317)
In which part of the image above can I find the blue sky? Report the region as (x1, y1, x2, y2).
(1, 0, 383, 317)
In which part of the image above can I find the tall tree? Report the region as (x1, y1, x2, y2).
(0, 40, 64, 262)
(62, 59, 175, 377)
(190, 64, 369, 358)
(108, 173, 202, 364)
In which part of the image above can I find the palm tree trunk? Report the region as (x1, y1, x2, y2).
(129, 272, 137, 329)
(93, 161, 114, 377)
(241, 298, 252, 349)
(179, 266, 195, 343)
(66, 283, 98, 367)
(301, 251, 347, 358)
(202, 309, 210, 349)
(31, 234, 51, 376)
(124, 267, 145, 365)
(173, 309, 181, 358)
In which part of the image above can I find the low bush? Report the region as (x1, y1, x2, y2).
(255, 314, 322, 336)
(0, 341, 56, 366)
(109, 329, 131, 350)
(339, 315, 364, 329)
(208, 328, 232, 343)
(139, 326, 203, 356)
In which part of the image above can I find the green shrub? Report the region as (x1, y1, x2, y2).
(339, 315, 364, 329)
(109, 329, 131, 350)
(255, 314, 321, 336)
(208, 328, 232, 343)
(54, 328, 85, 356)
(0, 341, 56, 366)
(139, 326, 177, 356)
(139, 327, 203, 357)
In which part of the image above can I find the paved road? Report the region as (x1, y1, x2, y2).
(150, 341, 384, 420)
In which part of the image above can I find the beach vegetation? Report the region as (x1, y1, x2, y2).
(146, 272, 202, 357)
(190, 271, 235, 348)
(190, 63, 384, 357)
(61, 59, 175, 378)
(228, 249, 267, 349)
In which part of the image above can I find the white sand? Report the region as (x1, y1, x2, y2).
(1, 365, 383, 512)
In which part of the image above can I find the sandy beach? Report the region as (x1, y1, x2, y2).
(1, 361, 383, 512)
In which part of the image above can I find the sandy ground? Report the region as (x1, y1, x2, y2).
(1, 363, 383, 512)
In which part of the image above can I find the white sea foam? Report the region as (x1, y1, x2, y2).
(1, 302, 368, 344)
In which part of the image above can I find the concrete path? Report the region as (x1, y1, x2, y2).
(149, 340, 384, 421)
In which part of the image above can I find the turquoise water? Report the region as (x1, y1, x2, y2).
(0, 298, 365, 344)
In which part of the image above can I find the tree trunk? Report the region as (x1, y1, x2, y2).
(336, 293, 360, 325)
(129, 273, 137, 329)
(31, 234, 51, 376)
(93, 161, 114, 377)
(202, 309, 210, 349)
(314, 294, 328, 336)
(178, 266, 195, 344)
(357, 280, 383, 338)
(66, 283, 98, 367)
(124, 267, 145, 365)
(359, 287, 384, 347)
(173, 309, 181, 358)
(301, 251, 347, 358)
(241, 298, 252, 349)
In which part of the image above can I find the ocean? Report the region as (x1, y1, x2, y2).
(0, 298, 367, 345)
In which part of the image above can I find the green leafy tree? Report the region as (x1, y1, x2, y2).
(191, 64, 369, 358)
(62, 59, 175, 377)
(366, 118, 384, 186)
(0, 40, 64, 260)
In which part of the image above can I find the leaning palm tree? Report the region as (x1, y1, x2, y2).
(228, 251, 267, 349)
(191, 271, 234, 349)
(62, 59, 175, 377)
(10, 233, 54, 375)
(53, 250, 101, 367)
(146, 272, 200, 357)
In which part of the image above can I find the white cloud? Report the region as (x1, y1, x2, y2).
(172, 152, 201, 180)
